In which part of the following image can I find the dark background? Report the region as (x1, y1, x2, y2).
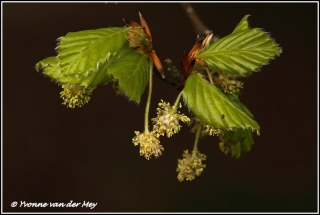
(3, 3, 318, 212)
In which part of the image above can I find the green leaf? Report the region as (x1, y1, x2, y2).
(197, 15, 282, 75)
(182, 73, 260, 132)
(35, 28, 151, 102)
(223, 129, 254, 158)
(232, 15, 250, 33)
(35, 56, 58, 70)
(107, 52, 149, 102)
(35, 57, 60, 80)
(227, 95, 254, 119)
(73, 44, 132, 87)
(36, 28, 129, 87)
(58, 28, 127, 76)
(35, 54, 115, 87)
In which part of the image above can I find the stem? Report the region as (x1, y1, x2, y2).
(192, 122, 203, 158)
(206, 68, 214, 85)
(181, 3, 212, 37)
(173, 91, 183, 109)
(144, 61, 153, 134)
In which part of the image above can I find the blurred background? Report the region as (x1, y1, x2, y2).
(3, 2, 317, 212)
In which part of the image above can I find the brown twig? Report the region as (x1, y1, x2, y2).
(181, 3, 218, 41)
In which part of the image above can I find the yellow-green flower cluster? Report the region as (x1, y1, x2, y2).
(189, 117, 224, 138)
(127, 27, 146, 47)
(152, 100, 190, 138)
(219, 142, 231, 155)
(218, 73, 244, 95)
(60, 85, 94, 108)
(218, 133, 234, 155)
(176, 150, 206, 182)
(132, 131, 164, 160)
(204, 125, 223, 136)
(127, 27, 151, 54)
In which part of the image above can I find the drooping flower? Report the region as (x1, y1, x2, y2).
(60, 84, 94, 108)
(152, 100, 190, 138)
(176, 150, 206, 182)
(132, 131, 164, 160)
(204, 125, 224, 136)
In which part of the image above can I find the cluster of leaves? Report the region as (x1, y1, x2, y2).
(36, 13, 281, 181)
(35, 13, 155, 103)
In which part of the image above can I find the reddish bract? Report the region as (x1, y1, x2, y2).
(124, 13, 165, 79)
(180, 33, 212, 79)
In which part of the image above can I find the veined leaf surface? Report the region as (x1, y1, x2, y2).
(227, 95, 254, 119)
(197, 15, 282, 75)
(223, 129, 254, 158)
(58, 28, 127, 75)
(35, 57, 60, 80)
(36, 28, 129, 87)
(232, 15, 250, 33)
(107, 52, 149, 102)
(182, 73, 260, 132)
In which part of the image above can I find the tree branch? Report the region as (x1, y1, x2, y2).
(181, 3, 219, 41)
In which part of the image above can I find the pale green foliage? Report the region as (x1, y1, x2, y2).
(227, 94, 254, 119)
(57, 28, 127, 81)
(197, 16, 282, 75)
(35, 57, 60, 80)
(232, 15, 250, 33)
(182, 73, 260, 133)
(219, 129, 254, 158)
(107, 52, 149, 102)
(36, 27, 151, 102)
(35, 14, 282, 179)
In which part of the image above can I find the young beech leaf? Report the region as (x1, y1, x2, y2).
(36, 28, 128, 87)
(58, 28, 127, 75)
(227, 94, 254, 119)
(36, 55, 116, 87)
(35, 57, 60, 80)
(232, 15, 250, 33)
(182, 73, 260, 133)
(36, 22, 155, 103)
(76, 44, 132, 87)
(222, 129, 254, 158)
(107, 52, 149, 102)
(197, 15, 282, 75)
